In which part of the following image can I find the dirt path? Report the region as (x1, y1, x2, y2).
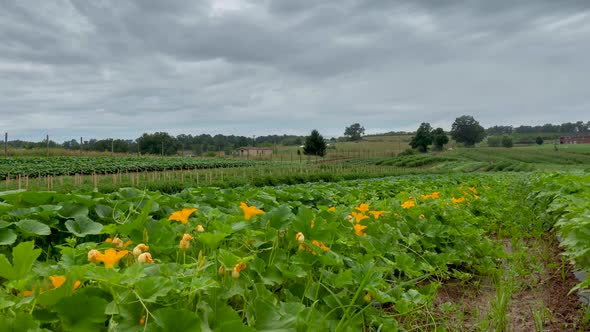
(433, 235, 589, 331)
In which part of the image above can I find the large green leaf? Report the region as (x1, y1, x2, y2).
(134, 277, 174, 303)
(57, 202, 89, 219)
(0, 241, 41, 280)
(64, 216, 103, 237)
(15, 219, 51, 236)
(54, 293, 108, 332)
(0, 228, 17, 245)
(152, 308, 202, 332)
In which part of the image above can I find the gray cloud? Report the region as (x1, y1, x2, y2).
(0, 0, 588, 141)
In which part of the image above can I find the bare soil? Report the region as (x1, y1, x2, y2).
(433, 236, 589, 331)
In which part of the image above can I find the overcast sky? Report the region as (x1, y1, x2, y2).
(1, 0, 589, 141)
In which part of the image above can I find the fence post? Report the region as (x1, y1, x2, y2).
(4, 132, 7, 158)
(46, 135, 49, 157)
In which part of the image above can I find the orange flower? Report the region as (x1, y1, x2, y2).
(240, 202, 264, 220)
(140, 315, 146, 325)
(355, 203, 369, 213)
(95, 249, 129, 268)
(353, 223, 368, 236)
(468, 187, 478, 195)
(295, 232, 305, 243)
(351, 211, 368, 223)
(369, 210, 385, 219)
(452, 197, 466, 204)
(401, 199, 415, 209)
(133, 244, 149, 257)
(168, 208, 198, 224)
(430, 192, 440, 199)
(232, 262, 247, 279)
(420, 194, 431, 200)
(328, 206, 336, 212)
(311, 240, 330, 251)
(137, 252, 154, 264)
(49, 275, 81, 290)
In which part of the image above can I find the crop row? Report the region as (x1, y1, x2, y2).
(0, 156, 262, 178)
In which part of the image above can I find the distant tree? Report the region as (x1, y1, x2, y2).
(450, 115, 486, 147)
(137, 132, 180, 155)
(344, 123, 365, 141)
(535, 136, 544, 145)
(409, 123, 433, 152)
(303, 129, 327, 157)
(432, 128, 449, 151)
(501, 136, 514, 148)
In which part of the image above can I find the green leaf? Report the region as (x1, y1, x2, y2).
(0, 241, 41, 280)
(65, 216, 103, 237)
(54, 293, 108, 332)
(0, 228, 17, 245)
(0, 220, 12, 229)
(57, 202, 89, 219)
(134, 277, 174, 303)
(15, 219, 51, 236)
(0, 312, 43, 332)
(152, 307, 202, 332)
(264, 204, 293, 230)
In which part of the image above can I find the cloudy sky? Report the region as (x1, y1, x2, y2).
(1, 0, 589, 141)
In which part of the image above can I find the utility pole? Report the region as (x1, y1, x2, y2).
(80, 137, 83, 156)
(4, 132, 7, 158)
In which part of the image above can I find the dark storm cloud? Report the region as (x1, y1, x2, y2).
(0, 0, 588, 141)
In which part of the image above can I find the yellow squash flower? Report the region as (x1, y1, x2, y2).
(468, 187, 478, 194)
(401, 199, 415, 209)
(311, 240, 330, 251)
(430, 192, 440, 199)
(49, 275, 81, 290)
(420, 194, 431, 200)
(195, 224, 205, 232)
(168, 208, 198, 224)
(328, 206, 336, 212)
(351, 211, 368, 223)
(452, 197, 466, 204)
(240, 202, 264, 220)
(353, 223, 368, 236)
(180, 233, 193, 251)
(369, 210, 385, 219)
(355, 203, 369, 213)
(94, 249, 129, 268)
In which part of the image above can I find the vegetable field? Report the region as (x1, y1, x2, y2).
(0, 156, 258, 178)
(1, 172, 589, 331)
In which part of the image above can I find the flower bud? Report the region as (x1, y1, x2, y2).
(295, 232, 305, 243)
(88, 249, 99, 263)
(218, 265, 227, 276)
(195, 225, 205, 232)
(133, 244, 149, 257)
(137, 252, 154, 264)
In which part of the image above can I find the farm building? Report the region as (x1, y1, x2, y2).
(559, 134, 590, 144)
(235, 146, 273, 157)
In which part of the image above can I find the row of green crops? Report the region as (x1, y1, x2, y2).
(0, 172, 580, 331)
(528, 172, 590, 292)
(0, 156, 263, 178)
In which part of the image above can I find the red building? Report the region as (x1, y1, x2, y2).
(559, 135, 590, 144)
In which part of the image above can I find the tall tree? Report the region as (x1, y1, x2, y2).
(137, 132, 180, 155)
(409, 123, 433, 152)
(450, 115, 486, 147)
(432, 128, 449, 151)
(303, 129, 327, 157)
(344, 123, 365, 141)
